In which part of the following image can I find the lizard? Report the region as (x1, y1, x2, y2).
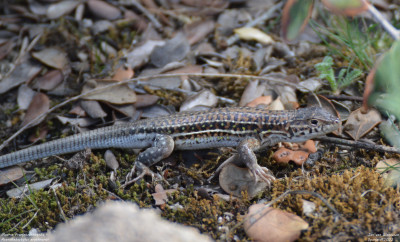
(0, 106, 340, 185)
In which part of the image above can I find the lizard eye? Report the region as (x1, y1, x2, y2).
(309, 119, 319, 126)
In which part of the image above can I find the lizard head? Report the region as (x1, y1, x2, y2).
(286, 106, 340, 143)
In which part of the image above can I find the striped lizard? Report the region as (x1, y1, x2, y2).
(0, 106, 340, 184)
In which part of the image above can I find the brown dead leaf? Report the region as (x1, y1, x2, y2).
(0, 59, 42, 94)
(219, 163, 270, 198)
(184, 19, 215, 45)
(0, 166, 25, 186)
(32, 70, 63, 91)
(152, 184, 177, 206)
(31, 48, 69, 70)
(80, 100, 107, 119)
(273, 147, 309, 165)
(28, 125, 48, 143)
(82, 80, 137, 104)
(111, 66, 134, 82)
(343, 108, 381, 140)
(87, 0, 121, 20)
(246, 96, 273, 108)
(134, 94, 159, 108)
(126, 40, 165, 69)
(21, 92, 50, 128)
(244, 204, 309, 242)
(239, 79, 266, 107)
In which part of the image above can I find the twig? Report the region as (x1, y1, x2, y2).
(367, 2, 400, 40)
(0, 73, 314, 152)
(316, 136, 400, 154)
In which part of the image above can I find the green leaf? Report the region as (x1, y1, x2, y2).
(281, 0, 314, 41)
(369, 40, 400, 120)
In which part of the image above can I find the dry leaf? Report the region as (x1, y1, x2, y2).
(273, 147, 309, 165)
(17, 84, 36, 110)
(0, 166, 25, 185)
(0, 60, 42, 94)
(56, 116, 97, 127)
(80, 100, 107, 119)
(134, 94, 159, 108)
(47, 1, 80, 19)
(111, 66, 134, 82)
(239, 79, 266, 107)
(150, 33, 190, 68)
(180, 90, 218, 112)
(32, 48, 69, 70)
(234, 27, 274, 45)
(0, 39, 15, 60)
(246, 96, 273, 108)
(82, 80, 137, 104)
(376, 158, 400, 187)
(32, 70, 63, 91)
(126, 40, 165, 69)
(184, 19, 215, 45)
(343, 108, 381, 140)
(244, 204, 309, 242)
(219, 163, 270, 198)
(151, 184, 177, 206)
(87, 0, 121, 20)
(104, 150, 119, 171)
(21, 92, 50, 128)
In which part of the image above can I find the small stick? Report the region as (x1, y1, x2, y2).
(317, 136, 400, 154)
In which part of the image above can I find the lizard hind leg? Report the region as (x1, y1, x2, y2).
(123, 134, 174, 186)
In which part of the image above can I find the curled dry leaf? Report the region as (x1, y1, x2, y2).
(219, 163, 270, 199)
(82, 80, 137, 105)
(244, 204, 309, 242)
(0, 60, 42, 94)
(343, 108, 381, 140)
(234, 27, 274, 45)
(31, 48, 69, 70)
(21, 92, 50, 128)
(0, 166, 25, 186)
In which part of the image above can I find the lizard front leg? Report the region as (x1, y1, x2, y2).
(213, 138, 275, 186)
(124, 134, 174, 185)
